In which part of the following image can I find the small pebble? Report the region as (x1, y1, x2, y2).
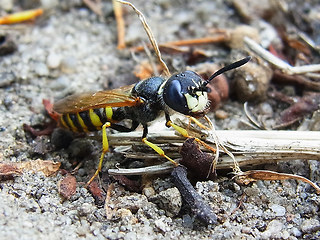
(116, 194, 149, 212)
(182, 214, 193, 228)
(244, 187, 260, 196)
(291, 227, 302, 237)
(261, 220, 284, 239)
(227, 25, 260, 49)
(153, 187, 182, 217)
(232, 0, 273, 22)
(270, 204, 286, 217)
(49, 76, 70, 90)
(22, 220, 33, 228)
(258, 20, 281, 48)
(301, 218, 320, 233)
(0, 71, 16, 87)
(142, 186, 156, 199)
(61, 56, 77, 73)
(47, 52, 62, 69)
(154, 218, 169, 232)
(78, 203, 93, 216)
(0, 0, 13, 11)
(281, 230, 290, 239)
(215, 109, 228, 119)
(259, 102, 273, 116)
(124, 231, 137, 240)
(41, 0, 59, 9)
(34, 62, 49, 76)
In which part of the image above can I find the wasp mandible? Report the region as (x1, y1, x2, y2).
(53, 57, 250, 185)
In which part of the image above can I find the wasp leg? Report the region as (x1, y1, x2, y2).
(86, 122, 111, 186)
(141, 124, 178, 166)
(188, 116, 212, 130)
(110, 121, 139, 132)
(165, 114, 216, 153)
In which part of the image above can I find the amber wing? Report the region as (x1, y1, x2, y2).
(53, 84, 138, 114)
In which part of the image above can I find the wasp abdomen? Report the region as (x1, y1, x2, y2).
(59, 107, 114, 132)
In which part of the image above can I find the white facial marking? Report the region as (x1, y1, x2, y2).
(185, 91, 208, 113)
(185, 93, 198, 109)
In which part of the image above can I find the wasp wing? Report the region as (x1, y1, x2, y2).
(53, 84, 138, 114)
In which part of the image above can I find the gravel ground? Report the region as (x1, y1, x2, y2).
(0, 0, 320, 239)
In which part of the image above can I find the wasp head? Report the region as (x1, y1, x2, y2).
(162, 57, 251, 117)
(162, 70, 210, 117)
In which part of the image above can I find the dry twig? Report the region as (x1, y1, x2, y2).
(244, 37, 320, 75)
(108, 128, 320, 192)
(105, 183, 115, 220)
(112, 0, 126, 49)
(236, 170, 320, 193)
(108, 129, 320, 173)
(0, 8, 43, 25)
(272, 70, 320, 91)
(118, 0, 170, 76)
(83, 0, 103, 16)
(132, 33, 229, 52)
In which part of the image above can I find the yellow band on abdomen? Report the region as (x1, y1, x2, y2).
(105, 107, 113, 121)
(89, 109, 102, 130)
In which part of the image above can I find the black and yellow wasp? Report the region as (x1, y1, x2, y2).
(53, 57, 250, 184)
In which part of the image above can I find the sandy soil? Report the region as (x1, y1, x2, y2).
(0, 0, 319, 239)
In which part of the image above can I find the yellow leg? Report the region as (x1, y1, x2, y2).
(189, 116, 212, 130)
(166, 120, 189, 137)
(166, 120, 216, 153)
(142, 137, 178, 166)
(86, 122, 111, 186)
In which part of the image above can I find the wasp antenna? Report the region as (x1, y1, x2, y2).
(203, 56, 251, 86)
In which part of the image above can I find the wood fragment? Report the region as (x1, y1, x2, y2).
(133, 34, 229, 52)
(0, 160, 61, 178)
(58, 174, 77, 199)
(107, 129, 320, 172)
(0, 163, 22, 177)
(19, 159, 61, 177)
(83, 0, 102, 16)
(229, 193, 246, 216)
(280, 31, 311, 56)
(133, 61, 161, 80)
(272, 70, 320, 91)
(298, 32, 320, 53)
(244, 37, 320, 75)
(113, 0, 126, 49)
(108, 161, 175, 175)
(243, 102, 266, 130)
(118, 0, 170, 76)
(235, 170, 320, 194)
(0, 8, 43, 25)
(88, 180, 106, 206)
(23, 122, 57, 137)
(105, 183, 115, 220)
(277, 92, 320, 126)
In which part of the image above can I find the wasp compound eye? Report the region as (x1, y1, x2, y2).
(163, 78, 189, 114)
(163, 71, 209, 116)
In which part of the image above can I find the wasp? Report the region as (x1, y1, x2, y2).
(53, 56, 251, 184)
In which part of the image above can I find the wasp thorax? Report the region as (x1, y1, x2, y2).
(162, 70, 209, 116)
